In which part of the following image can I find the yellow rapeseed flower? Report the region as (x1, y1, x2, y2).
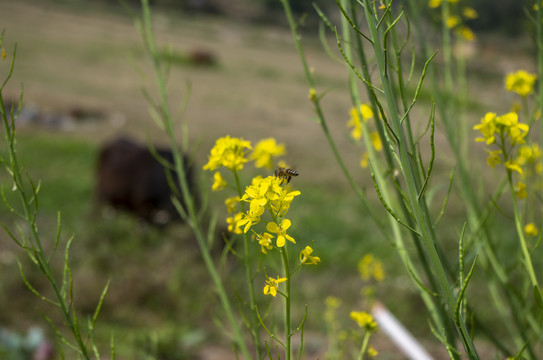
(474, 112, 529, 147)
(428, 0, 441, 8)
(203, 136, 252, 172)
(517, 144, 541, 166)
(308, 87, 316, 101)
(257, 232, 274, 254)
(370, 131, 382, 151)
(347, 104, 374, 140)
(226, 212, 244, 234)
(505, 70, 538, 97)
(486, 149, 502, 168)
(517, 144, 543, 176)
(358, 254, 386, 282)
(1, 48, 5, 60)
(299, 246, 321, 265)
(474, 112, 498, 144)
(237, 204, 265, 233)
(462, 7, 478, 19)
(212, 171, 227, 191)
(514, 181, 528, 199)
(360, 152, 370, 168)
(446, 16, 461, 29)
(267, 219, 296, 247)
(350, 311, 378, 332)
(498, 112, 529, 145)
(505, 159, 523, 175)
(456, 26, 476, 41)
(325, 296, 341, 309)
(263, 275, 287, 297)
(368, 346, 378, 357)
(241, 176, 300, 219)
(525, 223, 539, 237)
(250, 138, 285, 169)
(225, 196, 240, 214)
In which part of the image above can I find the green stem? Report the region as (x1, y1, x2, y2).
(139, 1, 251, 358)
(1, 47, 93, 360)
(537, 0, 543, 133)
(507, 172, 539, 287)
(279, 0, 386, 232)
(343, 0, 451, 342)
(280, 247, 291, 360)
(357, 331, 371, 360)
(361, 1, 478, 357)
(233, 170, 262, 357)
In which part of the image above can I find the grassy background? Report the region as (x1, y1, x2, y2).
(0, 0, 539, 359)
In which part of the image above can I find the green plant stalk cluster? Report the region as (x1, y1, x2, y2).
(0, 36, 111, 359)
(359, 1, 478, 357)
(284, 0, 543, 358)
(413, 0, 543, 357)
(136, 1, 261, 358)
(282, 0, 473, 357)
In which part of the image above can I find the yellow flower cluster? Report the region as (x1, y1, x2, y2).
(358, 254, 386, 282)
(350, 311, 378, 332)
(473, 112, 530, 174)
(474, 112, 528, 148)
(249, 138, 286, 169)
(505, 70, 537, 97)
(367, 346, 378, 357)
(474, 109, 543, 202)
(203, 135, 252, 172)
(346, 104, 384, 169)
(428, 0, 478, 41)
(235, 176, 300, 244)
(204, 136, 320, 299)
(205, 136, 286, 193)
(473, 112, 533, 179)
(347, 104, 374, 141)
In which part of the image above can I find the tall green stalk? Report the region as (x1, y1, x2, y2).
(1, 39, 109, 360)
(280, 247, 292, 360)
(359, 1, 479, 357)
(137, 1, 252, 358)
(233, 170, 263, 357)
(339, 0, 456, 349)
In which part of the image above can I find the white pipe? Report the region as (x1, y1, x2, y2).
(372, 302, 435, 360)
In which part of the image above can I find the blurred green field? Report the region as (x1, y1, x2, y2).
(0, 0, 539, 359)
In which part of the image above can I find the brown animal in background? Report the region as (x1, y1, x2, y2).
(187, 48, 217, 66)
(95, 137, 194, 226)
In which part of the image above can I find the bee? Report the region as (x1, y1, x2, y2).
(275, 167, 299, 184)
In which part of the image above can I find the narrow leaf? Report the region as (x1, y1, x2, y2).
(454, 255, 478, 325)
(17, 259, 59, 306)
(369, 162, 421, 236)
